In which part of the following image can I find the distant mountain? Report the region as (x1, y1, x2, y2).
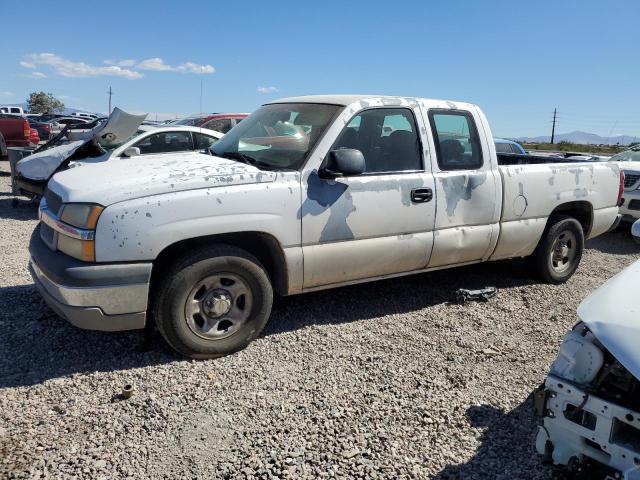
(515, 130, 640, 146)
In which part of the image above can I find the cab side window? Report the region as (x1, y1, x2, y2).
(429, 110, 483, 170)
(330, 108, 422, 174)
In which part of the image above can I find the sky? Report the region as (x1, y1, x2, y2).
(1, 0, 639, 137)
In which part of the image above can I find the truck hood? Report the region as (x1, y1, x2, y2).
(16, 107, 146, 181)
(577, 260, 640, 380)
(47, 151, 277, 205)
(617, 160, 640, 174)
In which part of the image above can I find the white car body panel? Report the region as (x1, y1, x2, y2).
(536, 260, 640, 478)
(577, 259, 640, 380)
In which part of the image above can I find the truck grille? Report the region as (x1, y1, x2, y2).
(624, 173, 640, 189)
(44, 188, 63, 216)
(629, 200, 640, 211)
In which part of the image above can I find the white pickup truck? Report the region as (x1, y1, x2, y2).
(28, 95, 624, 358)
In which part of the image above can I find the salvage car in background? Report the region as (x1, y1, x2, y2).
(610, 146, 640, 225)
(28, 119, 52, 141)
(494, 137, 526, 154)
(535, 259, 640, 479)
(73, 125, 223, 165)
(0, 114, 35, 148)
(13, 108, 146, 198)
(170, 113, 248, 133)
(28, 95, 623, 359)
(18, 124, 223, 180)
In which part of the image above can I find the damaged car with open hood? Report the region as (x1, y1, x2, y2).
(28, 95, 623, 358)
(13, 108, 147, 199)
(535, 260, 640, 479)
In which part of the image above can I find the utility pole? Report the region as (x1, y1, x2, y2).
(107, 86, 113, 114)
(551, 108, 557, 144)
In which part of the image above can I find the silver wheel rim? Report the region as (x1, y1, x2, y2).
(184, 273, 253, 340)
(550, 229, 577, 274)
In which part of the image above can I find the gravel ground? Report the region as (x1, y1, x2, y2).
(1, 161, 639, 479)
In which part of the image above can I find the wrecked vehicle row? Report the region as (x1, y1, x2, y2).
(26, 94, 623, 359)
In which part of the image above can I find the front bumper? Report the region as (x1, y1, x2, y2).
(29, 227, 152, 331)
(535, 375, 640, 479)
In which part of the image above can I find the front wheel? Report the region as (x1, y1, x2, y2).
(529, 215, 584, 284)
(153, 245, 273, 359)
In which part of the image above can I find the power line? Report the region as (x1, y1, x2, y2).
(551, 108, 557, 144)
(107, 86, 113, 114)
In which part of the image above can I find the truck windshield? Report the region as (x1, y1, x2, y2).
(211, 103, 342, 170)
(610, 148, 640, 162)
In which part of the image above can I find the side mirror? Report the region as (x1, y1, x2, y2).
(320, 149, 365, 178)
(123, 146, 140, 157)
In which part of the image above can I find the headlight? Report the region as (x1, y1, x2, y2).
(57, 235, 96, 262)
(41, 202, 104, 262)
(59, 204, 103, 229)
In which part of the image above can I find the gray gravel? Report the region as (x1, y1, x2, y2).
(1, 161, 639, 479)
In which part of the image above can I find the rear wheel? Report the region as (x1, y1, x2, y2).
(153, 245, 273, 359)
(529, 215, 584, 284)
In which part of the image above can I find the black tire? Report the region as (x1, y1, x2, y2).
(153, 245, 273, 359)
(529, 215, 584, 284)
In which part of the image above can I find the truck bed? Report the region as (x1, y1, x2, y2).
(497, 152, 600, 165)
(490, 159, 621, 261)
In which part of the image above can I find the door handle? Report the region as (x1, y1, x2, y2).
(411, 187, 433, 203)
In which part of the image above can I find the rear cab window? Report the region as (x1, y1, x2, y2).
(428, 109, 483, 170)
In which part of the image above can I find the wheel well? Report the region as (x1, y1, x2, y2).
(549, 201, 593, 236)
(150, 232, 288, 296)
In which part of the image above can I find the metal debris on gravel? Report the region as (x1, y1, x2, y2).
(1, 162, 639, 479)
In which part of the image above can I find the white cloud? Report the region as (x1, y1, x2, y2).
(257, 86, 278, 94)
(18, 71, 47, 79)
(135, 57, 214, 74)
(104, 59, 137, 67)
(19, 53, 215, 80)
(21, 53, 142, 79)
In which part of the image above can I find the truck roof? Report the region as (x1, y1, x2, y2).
(266, 94, 477, 109)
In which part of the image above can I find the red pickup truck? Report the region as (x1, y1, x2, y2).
(0, 114, 34, 148)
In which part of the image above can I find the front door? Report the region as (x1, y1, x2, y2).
(301, 107, 436, 288)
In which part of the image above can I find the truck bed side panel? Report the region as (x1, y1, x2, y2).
(491, 162, 620, 260)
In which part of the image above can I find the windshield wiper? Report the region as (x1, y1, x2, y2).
(217, 151, 258, 166)
(214, 151, 287, 171)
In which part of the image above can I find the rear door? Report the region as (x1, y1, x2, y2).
(301, 106, 436, 288)
(421, 105, 500, 267)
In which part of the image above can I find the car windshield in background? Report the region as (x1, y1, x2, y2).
(610, 148, 640, 162)
(211, 103, 342, 170)
(172, 117, 204, 126)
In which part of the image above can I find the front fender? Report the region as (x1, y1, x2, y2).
(94, 174, 301, 262)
